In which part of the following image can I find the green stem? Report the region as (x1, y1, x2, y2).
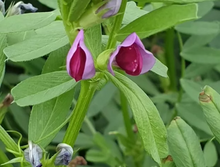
(72, 99, 96, 135)
(106, 0, 127, 49)
(165, 28, 177, 91)
(172, 32, 185, 120)
(62, 81, 96, 146)
(120, 92, 135, 141)
(177, 32, 185, 103)
(58, 0, 77, 44)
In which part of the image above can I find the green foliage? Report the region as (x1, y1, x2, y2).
(1, 0, 220, 167)
(106, 71, 168, 164)
(11, 71, 76, 106)
(117, 4, 198, 40)
(4, 21, 69, 62)
(168, 117, 206, 167)
(0, 11, 57, 33)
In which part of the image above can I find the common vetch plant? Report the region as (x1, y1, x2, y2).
(0, 0, 220, 167)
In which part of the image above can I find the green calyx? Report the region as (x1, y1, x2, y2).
(96, 49, 114, 71)
(77, 1, 108, 29)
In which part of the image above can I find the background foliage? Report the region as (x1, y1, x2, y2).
(1, 0, 220, 167)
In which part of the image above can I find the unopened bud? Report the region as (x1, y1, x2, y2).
(7, 1, 37, 16)
(96, 0, 122, 18)
(78, 0, 122, 29)
(24, 141, 42, 167)
(0, 0, 5, 15)
(54, 143, 73, 166)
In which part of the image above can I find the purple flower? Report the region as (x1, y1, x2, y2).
(0, 0, 5, 15)
(7, 1, 37, 16)
(66, 30, 95, 82)
(55, 143, 73, 166)
(96, 0, 122, 18)
(108, 33, 156, 76)
(24, 141, 42, 167)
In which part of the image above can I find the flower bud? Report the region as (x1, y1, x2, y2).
(108, 33, 156, 76)
(96, 0, 122, 18)
(54, 143, 73, 166)
(24, 141, 42, 167)
(66, 30, 95, 81)
(7, 1, 37, 16)
(78, 0, 122, 29)
(0, 0, 5, 15)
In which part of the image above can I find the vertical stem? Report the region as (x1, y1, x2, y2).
(106, 0, 127, 49)
(63, 81, 96, 146)
(58, 0, 77, 44)
(120, 92, 135, 141)
(177, 32, 185, 103)
(165, 28, 177, 91)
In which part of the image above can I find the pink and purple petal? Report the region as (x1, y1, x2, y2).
(66, 30, 95, 81)
(108, 32, 155, 76)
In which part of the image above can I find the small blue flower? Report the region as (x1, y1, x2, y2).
(7, 1, 37, 16)
(54, 143, 73, 166)
(0, 0, 5, 15)
(24, 141, 42, 167)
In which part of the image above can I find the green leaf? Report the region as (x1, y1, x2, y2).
(185, 63, 213, 78)
(197, 1, 214, 17)
(29, 89, 74, 147)
(87, 83, 117, 117)
(151, 58, 168, 78)
(176, 102, 212, 136)
(11, 71, 77, 106)
(180, 79, 201, 103)
(105, 71, 168, 164)
(0, 148, 13, 167)
(117, 4, 198, 40)
(42, 45, 70, 73)
(122, 1, 148, 26)
(129, 75, 160, 95)
(0, 126, 19, 154)
(175, 21, 220, 36)
(9, 104, 29, 134)
(4, 21, 69, 62)
(0, 34, 6, 87)
(168, 117, 206, 167)
(199, 86, 220, 143)
(38, 0, 58, 9)
(183, 34, 218, 51)
(86, 149, 109, 162)
(203, 141, 217, 167)
(1, 157, 23, 166)
(181, 47, 220, 64)
(136, 0, 213, 3)
(86, 133, 122, 166)
(6, 30, 36, 46)
(84, 25, 102, 59)
(0, 12, 57, 33)
(0, 12, 3, 21)
(68, 0, 91, 22)
(28, 45, 74, 148)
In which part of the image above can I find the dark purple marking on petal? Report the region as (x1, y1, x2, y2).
(116, 44, 143, 76)
(69, 45, 86, 82)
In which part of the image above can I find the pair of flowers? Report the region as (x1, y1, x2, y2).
(66, 30, 156, 82)
(24, 141, 73, 166)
